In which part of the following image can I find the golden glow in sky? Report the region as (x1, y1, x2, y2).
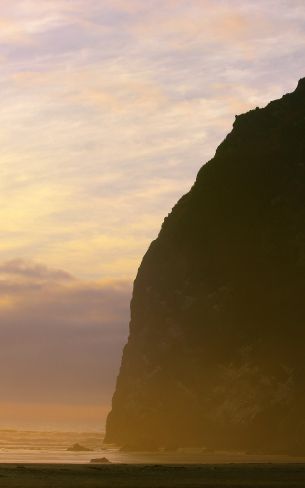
(0, 0, 305, 430)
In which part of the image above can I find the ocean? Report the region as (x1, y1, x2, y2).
(1, 429, 305, 465)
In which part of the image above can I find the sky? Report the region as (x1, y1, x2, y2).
(1, 0, 305, 431)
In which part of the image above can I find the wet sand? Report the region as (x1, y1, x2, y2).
(0, 463, 305, 488)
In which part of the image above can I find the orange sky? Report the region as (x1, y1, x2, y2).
(0, 402, 108, 431)
(0, 0, 305, 431)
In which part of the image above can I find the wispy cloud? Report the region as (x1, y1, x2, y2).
(0, 1, 305, 428)
(0, 258, 73, 282)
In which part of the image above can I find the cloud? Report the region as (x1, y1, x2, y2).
(0, 0, 305, 429)
(0, 258, 74, 282)
(0, 259, 131, 428)
(0, 17, 29, 43)
(0, 0, 304, 285)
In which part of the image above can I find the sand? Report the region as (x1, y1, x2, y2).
(0, 463, 305, 488)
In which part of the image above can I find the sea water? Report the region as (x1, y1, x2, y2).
(0, 429, 104, 464)
(2, 429, 305, 465)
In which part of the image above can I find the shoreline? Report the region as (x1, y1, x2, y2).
(0, 463, 305, 487)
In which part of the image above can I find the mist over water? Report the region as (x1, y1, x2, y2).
(0, 430, 104, 463)
(2, 430, 305, 465)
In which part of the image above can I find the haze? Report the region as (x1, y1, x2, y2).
(1, 0, 305, 431)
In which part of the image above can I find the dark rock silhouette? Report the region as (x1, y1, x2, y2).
(106, 79, 305, 454)
(90, 457, 111, 464)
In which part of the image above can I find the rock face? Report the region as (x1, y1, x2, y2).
(105, 79, 305, 454)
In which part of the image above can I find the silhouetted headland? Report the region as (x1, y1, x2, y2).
(106, 78, 305, 455)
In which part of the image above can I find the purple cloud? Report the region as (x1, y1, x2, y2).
(0, 260, 132, 427)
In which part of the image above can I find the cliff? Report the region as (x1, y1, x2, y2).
(105, 79, 305, 454)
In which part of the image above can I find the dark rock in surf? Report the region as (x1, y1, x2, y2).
(90, 457, 111, 464)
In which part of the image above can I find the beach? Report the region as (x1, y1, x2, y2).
(1, 463, 305, 488)
(2, 431, 305, 486)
